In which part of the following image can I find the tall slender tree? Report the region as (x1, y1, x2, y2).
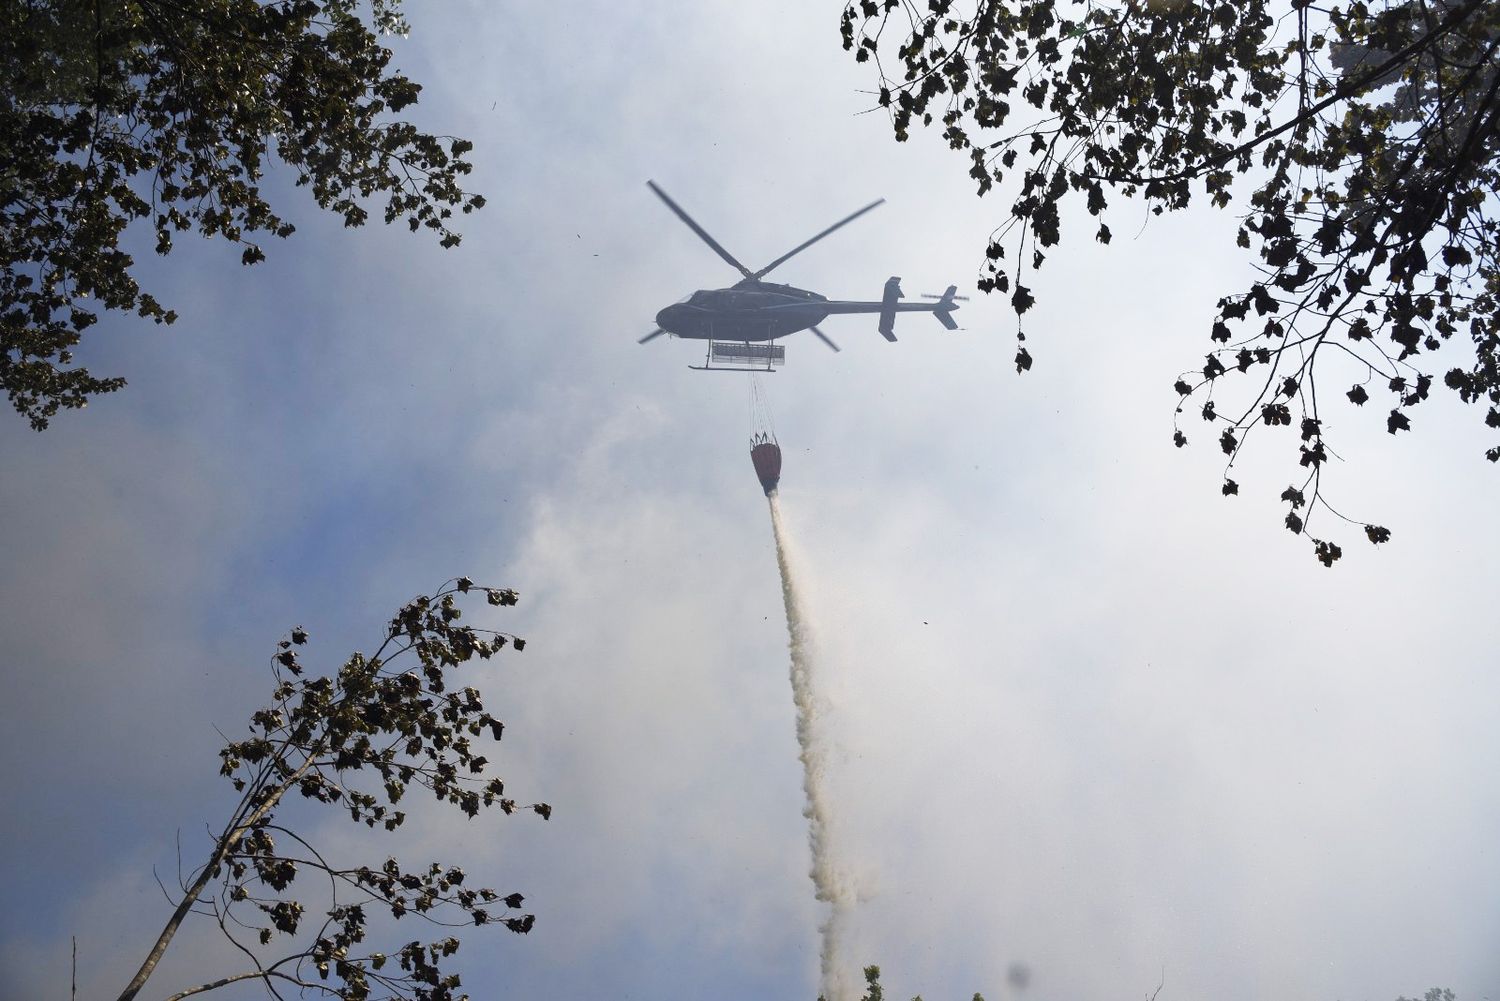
(116, 579, 546, 1001)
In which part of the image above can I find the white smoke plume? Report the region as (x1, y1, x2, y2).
(768, 490, 857, 1001)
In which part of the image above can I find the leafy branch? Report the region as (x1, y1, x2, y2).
(2, 0, 484, 428)
(842, 0, 1500, 563)
(116, 579, 545, 1001)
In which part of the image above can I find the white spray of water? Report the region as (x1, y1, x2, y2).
(768, 490, 856, 1001)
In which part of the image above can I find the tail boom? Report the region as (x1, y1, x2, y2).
(812, 278, 964, 340)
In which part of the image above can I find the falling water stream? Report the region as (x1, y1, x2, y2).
(768, 490, 855, 1001)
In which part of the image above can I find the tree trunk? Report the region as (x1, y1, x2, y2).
(114, 756, 314, 1001)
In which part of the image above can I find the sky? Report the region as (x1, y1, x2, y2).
(2, 3, 1498, 1000)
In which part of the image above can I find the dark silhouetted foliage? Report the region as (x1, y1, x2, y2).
(116, 579, 543, 1001)
(842, 0, 1500, 563)
(1398, 990, 1458, 1001)
(2, 0, 481, 429)
(823, 965, 988, 1001)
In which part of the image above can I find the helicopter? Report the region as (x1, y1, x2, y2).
(639, 181, 966, 371)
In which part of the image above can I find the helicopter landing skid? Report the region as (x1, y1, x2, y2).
(688, 362, 777, 372)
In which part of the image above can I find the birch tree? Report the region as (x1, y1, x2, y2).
(116, 579, 545, 1001)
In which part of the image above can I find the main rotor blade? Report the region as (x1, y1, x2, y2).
(638, 328, 667, 344)
(647, 181, 754, 281)
(810, 325, 840, 353)
(752, 198, 885, 280)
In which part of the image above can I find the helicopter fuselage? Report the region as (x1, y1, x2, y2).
(655, 278, 949, 343)
(655, 280, 831, 342)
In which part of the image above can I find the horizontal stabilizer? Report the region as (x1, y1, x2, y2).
(878, 276, 902, 342)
